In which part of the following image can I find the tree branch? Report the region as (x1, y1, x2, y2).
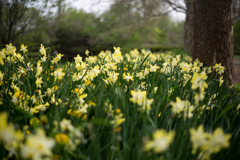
(163, 0, 186, 13)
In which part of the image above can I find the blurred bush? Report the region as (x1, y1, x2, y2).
(143, 45, 184, 52)
(234, 20, 240, 55)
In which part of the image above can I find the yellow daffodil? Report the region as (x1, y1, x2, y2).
(171, 97, 190, 114)
(213, 63, 225, 75)
(144, 129, 175, 153)
(20, 44, 28, 53)
(36, 77, 43, 88)
(21, 128, 55, 160)
(60, 119, 74, 132)
(0, 112, 24, 152)
(191, 72, 208, 91)
(0, 71, 4, 86)
(51, 53, 64, 64)
(149, 64, 160, 72)
(55, 133, 69, 144)
(53, 68, 65, 81)
(123, 72, 134, 82)
(39, 44, 46, 56)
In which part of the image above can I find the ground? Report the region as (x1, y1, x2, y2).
(234, 65, 240, 83)
(234, 57, 240, 83)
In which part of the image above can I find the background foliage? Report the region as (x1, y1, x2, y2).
(0, 0, 185, 56)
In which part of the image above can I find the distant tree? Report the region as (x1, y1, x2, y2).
(53, 9, 99, 54)
(96, 0, 147, 48)
(234, 0, 240, 22)
(193, 0, 234, 85)
(0, 0, 36, 47)
(17, 10, 52, 51)
(0, 0, 65, 48)
(96, 0, 183, 49)
(154, 16, 184, 46)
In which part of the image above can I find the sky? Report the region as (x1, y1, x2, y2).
(67, 0, 186, 22)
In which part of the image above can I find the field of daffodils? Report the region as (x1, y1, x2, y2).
(0, 44, 240, 160)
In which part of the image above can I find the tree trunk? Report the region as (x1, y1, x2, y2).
(193, 0, 234, 85)
(184, 0, 194, 55)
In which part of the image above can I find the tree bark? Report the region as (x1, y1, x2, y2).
(193, 0, 234, 85)
(184, 0, 194, 55)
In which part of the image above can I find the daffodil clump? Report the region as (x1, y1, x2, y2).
(170, 97, 194, 119)
(0, 43, 239, 160)
(130, 90, 154, 112)
(0, 112, 24, 157)
(21, 128, 55, 160)
(190, 125, 231, 160)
